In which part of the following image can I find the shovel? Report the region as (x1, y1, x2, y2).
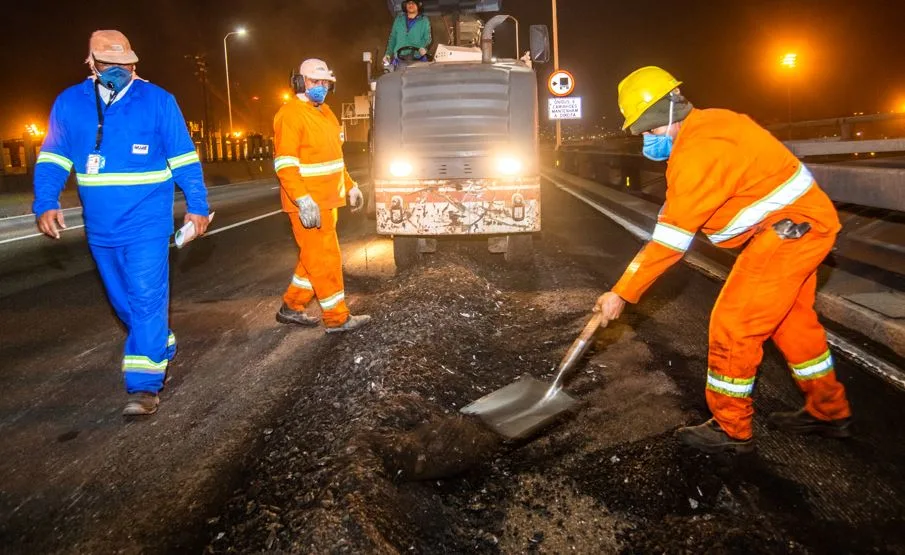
(460, 313, 605, 440)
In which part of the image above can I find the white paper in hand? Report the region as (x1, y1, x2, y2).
(175, 212, 214, 249)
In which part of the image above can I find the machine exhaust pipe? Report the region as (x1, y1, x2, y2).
(481, 14, 518, 63)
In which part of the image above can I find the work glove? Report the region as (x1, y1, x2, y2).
(418, 48, 427, 57)
(348, 185, 364, 212)
(382, 55, 390, 65)
(297, 195, 321, 229)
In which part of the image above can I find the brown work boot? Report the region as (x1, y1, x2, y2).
(768, 408, 852, 438)
(276, 303, 320, 327)
(676, 418, 755, 455)
(325, 314, 371, 334)
(122, 392, 160, 416)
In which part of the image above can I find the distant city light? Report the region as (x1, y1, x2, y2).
(781, 52, 797, 68)
(25, 123, 44, 136)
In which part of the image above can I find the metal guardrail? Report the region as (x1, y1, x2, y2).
(555, 145, 905, 213)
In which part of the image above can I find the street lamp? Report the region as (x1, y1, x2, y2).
(223, 28, 248, 135)
(781, 52, 797, 140)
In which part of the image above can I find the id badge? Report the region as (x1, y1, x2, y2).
(86, 153, 103, 175)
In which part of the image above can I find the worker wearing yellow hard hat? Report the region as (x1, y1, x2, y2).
(594, 66, 852, 455)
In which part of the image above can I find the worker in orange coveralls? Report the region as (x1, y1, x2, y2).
(272, 58, 370, 333)
(594, 66, 852, 454)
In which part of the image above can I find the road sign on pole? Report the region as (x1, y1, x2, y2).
(548, 69, 575, 97)
(548, 97, 582, 120)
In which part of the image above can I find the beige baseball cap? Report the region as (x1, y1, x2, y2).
(86, 30, 139, 65)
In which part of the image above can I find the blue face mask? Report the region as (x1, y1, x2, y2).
(306, 85, 329, 104)
(97, 66, 133, 94)
(641, 99, 675, 161)
(642, 133, 673, 161)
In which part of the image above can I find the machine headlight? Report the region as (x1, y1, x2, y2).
(496, 156, 523, 176)
(389, 160, 413, 177)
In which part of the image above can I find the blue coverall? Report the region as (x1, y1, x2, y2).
(33, 78, 209, 394)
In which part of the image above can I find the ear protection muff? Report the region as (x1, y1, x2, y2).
(290, 70, 305, 94)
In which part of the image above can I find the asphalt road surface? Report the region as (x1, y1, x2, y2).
(1, 175, 903, 553)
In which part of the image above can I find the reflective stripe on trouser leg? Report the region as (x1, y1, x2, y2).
(166, 330, 177, 361)
(706, 226, 830, 440)
(772, 266, 851, 421)
(282, 223, 316, 311)
(108, 237, 170, 394)
(289, 209, 350, 327)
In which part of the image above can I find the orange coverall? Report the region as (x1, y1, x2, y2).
(273, 96, 356, 327)
(612, 108, 851, 440)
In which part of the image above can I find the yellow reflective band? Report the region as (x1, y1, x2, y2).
(77, 168, 172, 187)
(274, 156, 300, 171)
(790, 350, 834, 380)
(122, 355, 168, 374)
(298, 159, 344, 177)
(319, 291, 345, 310)
(707, 165, 814, 244)
(37, 151, 73, 172)
(168, 151, 200, 170)
(167, 333, 176, 347)
(652, 222, 694, 252)
(292, 275, 313, 290)
(705, 369, 755, 398)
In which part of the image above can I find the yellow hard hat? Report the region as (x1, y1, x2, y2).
(618, 66, 682, 131)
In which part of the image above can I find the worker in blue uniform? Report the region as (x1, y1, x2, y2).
(33, 30, 211, 416)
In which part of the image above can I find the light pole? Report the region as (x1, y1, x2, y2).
(552, 0, 561, 150)
(781, 52, 797, 140)
(223, 28, 247, 135)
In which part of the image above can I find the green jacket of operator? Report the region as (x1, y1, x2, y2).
(384, 0, 431, 61)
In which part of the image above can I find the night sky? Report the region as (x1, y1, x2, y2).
(1, 0, 903, 138)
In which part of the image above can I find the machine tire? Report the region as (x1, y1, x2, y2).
(393, 236, 422, 269)
(504, 234, 533, 266)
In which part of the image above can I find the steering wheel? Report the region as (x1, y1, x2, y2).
(395, 46, 422, 62)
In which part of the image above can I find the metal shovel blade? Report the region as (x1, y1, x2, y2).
(460, 376, 578, 440)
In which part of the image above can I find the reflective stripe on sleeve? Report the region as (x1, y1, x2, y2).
(168, 151, 201, 170)
(790, 350, 834, 380)
(707, 164, 814, 244)
(76, 168, 172, 186)
(651, 223, 694, 252)
(37, 151, 73, 172)
(274, 156, 300, 172)
(706, 369, 755, 398)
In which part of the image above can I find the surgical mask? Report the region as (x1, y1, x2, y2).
(306, 85, 328, 104)
(97, 66, 133, 94)
(642, 134, 673, 161)
(641, 99, 674, 161)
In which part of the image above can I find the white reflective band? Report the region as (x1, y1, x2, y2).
(706, 372, 755, 397)
(122, 355, 168, 374)
(652, 223, 694, 252)
(168, 151, 201, 170)
(319, 291, 345, 310)
(791, 351, 834, 379)
(274, 156, 300, 171)
(299, 159, 344, 177)
(707, 165, 814, 244)
(77, 168, 172, 186)
(292, 275, 313, 290)
(37, 151, 73, 171)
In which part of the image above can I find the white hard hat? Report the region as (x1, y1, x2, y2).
(299, 59, 336, 82)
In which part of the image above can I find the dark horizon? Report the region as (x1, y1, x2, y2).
(2, 0, 903, 138)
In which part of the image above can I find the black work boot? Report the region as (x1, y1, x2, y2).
(676, 418, 755, 455)
(276, 303, 320, 327)
(768, 408, 852, 438)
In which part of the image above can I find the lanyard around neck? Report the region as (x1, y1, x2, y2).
(93, 81, 117, 152)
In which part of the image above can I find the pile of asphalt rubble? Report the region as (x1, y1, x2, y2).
(204, 252, 876, 553)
